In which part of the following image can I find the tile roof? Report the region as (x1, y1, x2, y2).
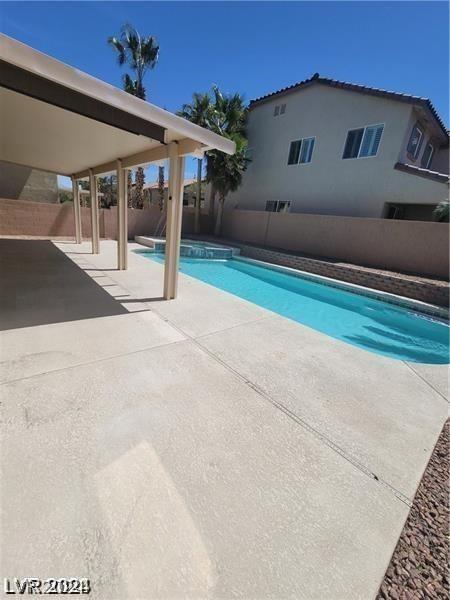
(249, 74, 448, 139)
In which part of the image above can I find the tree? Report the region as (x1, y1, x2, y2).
(178, 86, 248, 235)
(207, 133, 249, 236)
(177, 93, 213, 233)
(206, 87, 249, 236)
(433, 200, 450, 223)
(108, 24, 159, 208)
(98, 176, 116, 208)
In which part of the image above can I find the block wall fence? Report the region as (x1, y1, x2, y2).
(1, 198, 448, 280)
(222, 209, 450, 279)
(0, 198, 210, 241)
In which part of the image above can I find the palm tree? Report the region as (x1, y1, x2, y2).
(433, 200, 450, 223)
(210, 85, 247, 138)
(207, 133, 249, 236)
(177, 93, 213, 233)
(108, 24, 159, 208)
(206, 87, 249, 236)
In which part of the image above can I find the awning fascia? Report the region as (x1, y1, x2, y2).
(0, 34, 236, 156)
(0, 59, 166, 143)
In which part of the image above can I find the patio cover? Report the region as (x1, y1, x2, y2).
(0, 34, 235, 298)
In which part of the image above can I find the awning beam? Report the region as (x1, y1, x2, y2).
(72, 138, 205, 180)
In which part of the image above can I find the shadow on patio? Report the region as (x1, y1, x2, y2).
(0, 239, 129, 331)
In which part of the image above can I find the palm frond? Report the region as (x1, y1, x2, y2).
(108, 23, 159, 100)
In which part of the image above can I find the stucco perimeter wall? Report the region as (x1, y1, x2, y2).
(222, 209, 450, 279)
(0, 198, 206, 240)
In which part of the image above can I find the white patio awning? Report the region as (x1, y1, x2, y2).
(0, 34, 235, 176)
(0, 34, 235, 299)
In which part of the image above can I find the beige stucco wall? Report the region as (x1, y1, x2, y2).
(222, 208, 449, 278)
(229, 85, 448, 217)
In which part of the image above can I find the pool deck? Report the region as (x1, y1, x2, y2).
(1, 239, 448, 599)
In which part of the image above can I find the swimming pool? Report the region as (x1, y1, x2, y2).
(144, 254, 449, 364)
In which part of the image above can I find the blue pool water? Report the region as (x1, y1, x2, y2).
(147, 254, 449, 364)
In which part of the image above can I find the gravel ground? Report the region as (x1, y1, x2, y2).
(377, 420, 449, 600)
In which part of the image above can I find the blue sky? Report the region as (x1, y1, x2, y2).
(1, 1, 448, 185)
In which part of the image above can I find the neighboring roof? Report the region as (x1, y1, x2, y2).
(0, 34, 234, 176)
(250, 73, 448, 139)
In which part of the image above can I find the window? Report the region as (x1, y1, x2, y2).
(407, 124, 423, 159)
(343, 124, 384, 159)
(265, 200, 291, 213)
(288, 140, 301, 164)
(274, 104, 286, 117)
(421, 142, 434, 169)
(287, 137, 315, 165)
(299, 137, 315, 163)
(277, 200, 291, 213)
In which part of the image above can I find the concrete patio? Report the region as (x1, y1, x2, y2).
(1, 239, 448, 599)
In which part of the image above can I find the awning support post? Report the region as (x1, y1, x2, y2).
(163, 143, 185, 300)
(116, 160, 128, 270)
(71, 176, 82, 243)
(89, 169, 100, 254)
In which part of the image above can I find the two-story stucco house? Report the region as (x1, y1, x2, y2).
(228, 74, 449, 220)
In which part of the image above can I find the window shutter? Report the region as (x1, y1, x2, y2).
(299, 138, 315, 163)
(372, 125, 383, 155)
(265, 201, 277, 212)
(360, 124, 383, 157)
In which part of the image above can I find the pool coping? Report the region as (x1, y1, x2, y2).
(233, 255, 450, 322)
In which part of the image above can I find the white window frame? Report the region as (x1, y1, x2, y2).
(287, 136, 316, 166)
(265, 200, 291, 213)
(407, 124, 424, 160)
(342, 123, 385, 160)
